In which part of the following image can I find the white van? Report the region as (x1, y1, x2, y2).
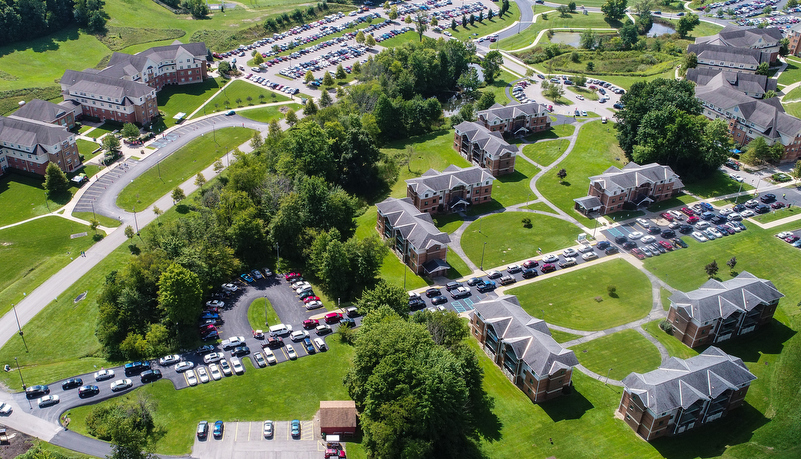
(269, 324, 293, 336)
(313, 338, 327, 351)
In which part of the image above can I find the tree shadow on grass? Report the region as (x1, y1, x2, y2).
(473, 393, 503, 442)
(651, 402, 768, 459)
(539, 385, 594, 422)
(176, 204, 191, 214)
(559, 181, 571, 187)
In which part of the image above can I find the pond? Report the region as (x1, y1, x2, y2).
(550, 32, 581, 48)
(647, 23, 676, 37)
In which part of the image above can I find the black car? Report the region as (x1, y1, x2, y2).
(647, 226, 661, 235)
(597, 241, 611, 250)
(760, 193, 776, 203)
(340, 318, 356, 328)
(622, 241, 637, 250)
(522, 268, 538, 279)
(615, 236, 627, 244)
(232, 345, 251, 356)
(605, 246, 619, 255)
(445, 282, 462, 291)
(466, 277, 484, 286)
(409, 297, 426, 310)
(141, 369, 163, 383)
(755, 204, 770, 214)
(25, 385, 49, 399)
(660, 230, 675, 239)
(62, 378, 83, 391)
(431, 295, 448, 305)
(124, 361, 151, 377)
(196, 345, 215, 355)
(672, 238, 688, 248)
(425, 288, 441, 298)
(679, 224, 693, 234)
(197, 421, 209, 439)
(733, 204, 746, 212)
(487, 271, 503, 279)
(78, 385, 100, 398)
(711, 215, 726, 224)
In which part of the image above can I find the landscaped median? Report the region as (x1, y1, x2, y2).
(116, 127, 255, 211)
(506, 258, 652, 331)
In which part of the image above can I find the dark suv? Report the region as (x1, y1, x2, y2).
(522, 268, 538, 279)
(445, 282, 462, 291)
(78, 385, 100, 398)
(141, 369, 163, 383)
(61, 378, 83, 390)
(25, 385, 49, 399)
(124, 361, 151, 377)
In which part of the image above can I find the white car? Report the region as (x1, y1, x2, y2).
(726, 222, 741, 233)
(542, 254, 559, 263)
(640, 235, 656, 244)
(581, 252, 598, 261)
(94, 369, 115, 381)
(577, 244, 593, 253)
(669, 210, 684, 219)
(222, 336, 246, 350)
(204, 352, 224, 364)
(209, 363, 222, 380)
(290, 330, 309, 342)
(221, 283, 238, 292)
(730, 174, 743, 182)
(696, 221, 711, 229)
(314, 338, 327, 351)
(264, 420, 274, 438)
(206, 300, 225, 308)
(718, 208, 733, 216)
(231, 357, 245, 375)
(219, 359, 233, 376)
(636, 218, 651, 228)
(709, 227, 724, 238)
(0, 403, 13, 415)
(158, 354, 181, 366)
(175, 361, 195, 373)
(186, 370, 198, 386)
(628, 231, 644, 240)
(740, 209, 755, 217)
(197, 366, 210, 383)
(263, 349, 277, 364)
(562, 247, 578, 257)
(110, 379, 133, 392)
(254, 352, 267, 367)
(704, 228, 718, 240)
(305, 300, 323, 310)
(776, 231, 793, 238)
(38, 395, 60, 408)
(286, 345, 298, 360)
(692, 231, 708, 242)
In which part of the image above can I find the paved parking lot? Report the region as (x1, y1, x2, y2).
(192, 420, 324, 459)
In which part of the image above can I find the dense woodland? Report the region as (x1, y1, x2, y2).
(0, 0, 107, 44)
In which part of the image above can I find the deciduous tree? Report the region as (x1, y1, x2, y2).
(601, 0, 628, 21)
(157, 263, 202, 328)
(121, 123, 139, 141)
(44, 162, 69, 197)
(481, 50, 503, 84)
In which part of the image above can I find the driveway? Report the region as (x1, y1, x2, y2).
(191, 420, 323, 459)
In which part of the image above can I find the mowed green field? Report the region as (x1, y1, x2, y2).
(507, 258, 652, 331)
(0, 174, 75, 227)
(116, 127, 255, 210)
(0, 216, 101, 323)
(67, 340, 355, 455)
(238, 103, 302, 123)
(522, 138, 570, 167)
(570, 329, 662, 381)
(500, 11, 619, 51)
(204, 80, 292, 115)
(460, 212, 583, 269)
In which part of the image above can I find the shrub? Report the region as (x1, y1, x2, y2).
(607, 285, 617, 296)
(522, 217, 532, 228)
(659, 319, 674, 334)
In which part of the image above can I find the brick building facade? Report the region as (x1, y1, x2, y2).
(619, 347, 755, 441)
(0, 115, 81, 177)
(574, 162, 683, 216)
(405, 165, 495, 214)
(667, 271, 783, 348)
(476, 101, 551, 135)
(470, 295, 578, 403)
(452, 122, 518, 176)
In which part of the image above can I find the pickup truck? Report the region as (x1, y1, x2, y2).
(221, 336, 246, 349)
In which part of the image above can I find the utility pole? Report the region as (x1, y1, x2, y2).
(12, 304, 28, 352)
(15, 357, 31, 409)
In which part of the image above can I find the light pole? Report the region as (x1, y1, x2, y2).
(132, 205, 140, 234)
(15, 357, 31, 409)
(91, 201, 96, 222)
(605, 367, 613, 385)
(480, 242, 487, 270)
(12, 304, 28, 353)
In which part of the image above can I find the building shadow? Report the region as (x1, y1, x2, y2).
(650, 402, 768, 459)
(539, 385, 594, 422)
(712, 319, 796, 364)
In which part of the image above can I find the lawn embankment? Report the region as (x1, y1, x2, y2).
(71, 212, 122, 228)
(116, 127, 255, 210)
(522, 139, 569, 167)
(507, 259, 652, 331)
(491, 159, 541, 207)
(247, 297, 281, 330)
(0, 175, 75, 227)
(500, 11, 618, 51)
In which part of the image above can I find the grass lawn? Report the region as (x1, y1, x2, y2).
(569, 329, 662, 381)
(683, 170, 754, 198)
(782, 85, 801, 101)
(85, 122, 120, 140)
(76, 139, 101, 160)
(778, 58, 801, 86)
(0, 216, 101, 329)
(156, 77, 224, 128)
(751, 206, 799, 223)
(446, 251, 473, 279)
(522, 138, 569, 167)
(567, 85, 600, 101)
(643, 320, 699, 360)
(507, 259, 652, 331)
(482, 69, 522, 104)
(80, 164, 102, 179)
(377, 30, 419, 48)
(660, 287, 672, 311)
(449, 4, 520, 42)
(247, 297, 281, 330)
(432, 213, 465, 234)
(491, 159, 540, 207)
(0, 174, 76, 227)
(237, 103, 302, 123)
(66, 340, 355, 455)
(71, 211, 122, 228)
(116, 127, 254, 210)
(520, 123, 575, 143)
(645, 193, 697, 212)
(522, 201, 558, 213)
(203, 80, 291, 116)
(460, 212, 583, 269)
(538, 120, 626, 215)
(782, 101, 801, 119)
(549, 329, 583, 344)
(499, 12, 617, 51)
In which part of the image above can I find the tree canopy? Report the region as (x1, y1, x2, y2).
(44, 163, 70, 197)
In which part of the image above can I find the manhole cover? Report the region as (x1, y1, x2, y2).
(74, 291, 87, 303)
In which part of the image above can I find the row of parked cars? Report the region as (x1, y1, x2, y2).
(776, 231, 801, 248)
(278, 44, 369, 80)
(244, 74, 300, 95)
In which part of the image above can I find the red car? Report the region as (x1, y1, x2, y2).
(660, 212, 674, 222)
(658, 240, 674, 251)
(285, 272, 302, 281)
(687, 216, 699, 224)
(680, 207, 695, 216)
(302, 296, 320, 304)
(541, 263, 557, 273)
(631, 248, 646, 260)
(522, 259, 539, 269)
(324, 313, 343, 324)
(772, 201, 786, 209)
(302, 319, 319, 329)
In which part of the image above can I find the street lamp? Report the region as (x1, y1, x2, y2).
(15, 357, 31, 409)
(12, 304, 28, 353)
(480, 242, 487, 270)
(605, 367, 613, 385)
(132, 205, 140, 234)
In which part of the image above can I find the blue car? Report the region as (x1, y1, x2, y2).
(240, 273, 254, 283)
(291, 419, 301, 438)
(213, 420, 224, 438)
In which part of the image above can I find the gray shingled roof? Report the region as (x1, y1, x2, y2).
(406, 165, 495, 196)
(588, 162, 683, 194)
(622, 346, 756, 414)
(687, 68, 777, 95)
(453, 121, 518, 160)
(375, 197, 450, 251)
(669, 271, 783, 323)
(61, 70, 154, 100)
(11, 99, 72, 124)
(0, 116, 72, 148)
(696, 26, 783, 49)
(696, 85, 801, 140)
(687, 43, 770, 67)
(477, 101, 549, 124)
(101, 42, 208, 80)
(472, 295, 578, 377)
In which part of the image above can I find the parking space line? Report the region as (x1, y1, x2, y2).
(463, 298, 475, 310)
(451, 300, 464, 313)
